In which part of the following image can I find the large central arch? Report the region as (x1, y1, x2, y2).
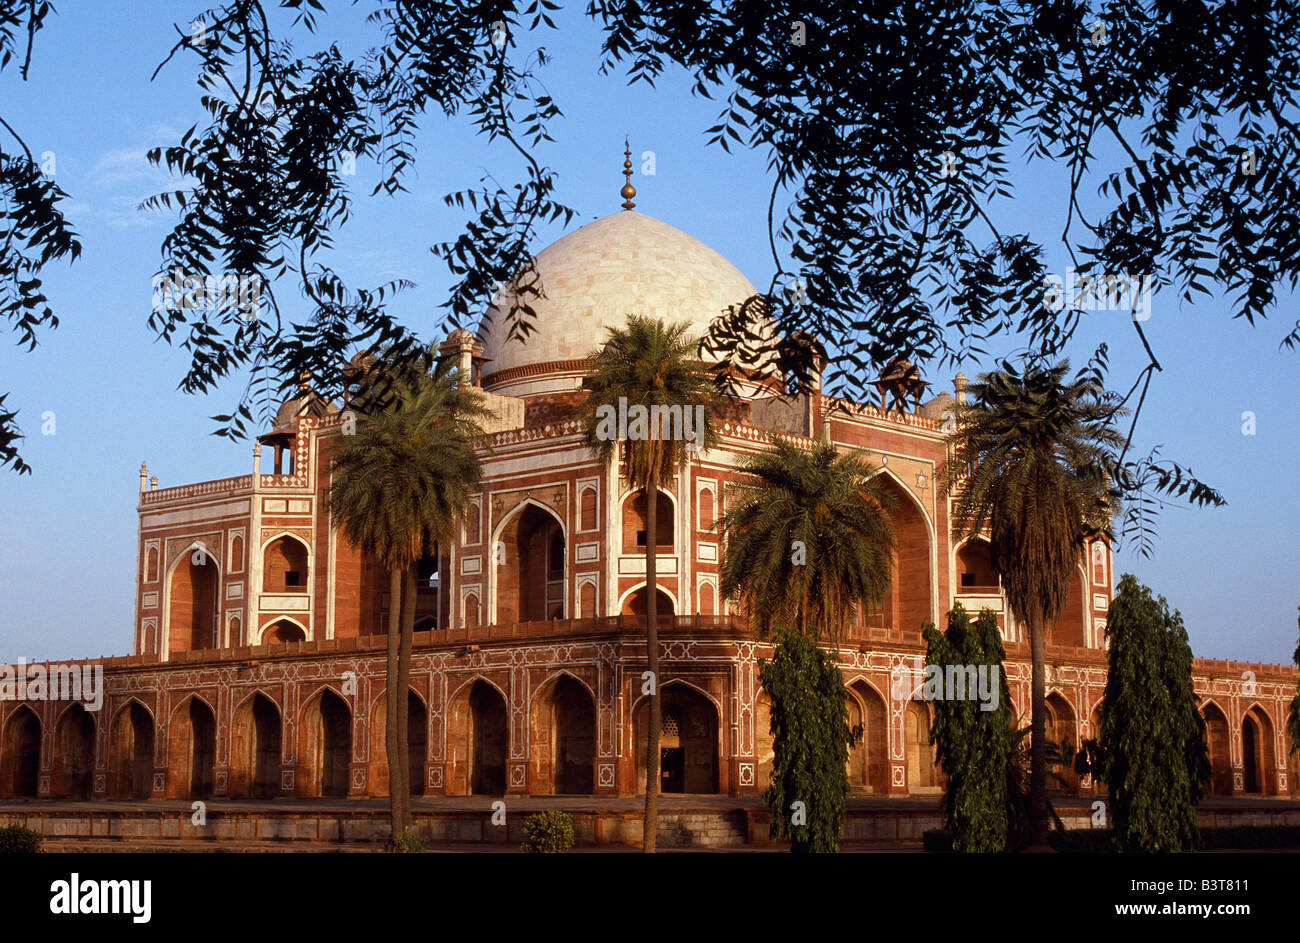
(862, 470, 934, 639)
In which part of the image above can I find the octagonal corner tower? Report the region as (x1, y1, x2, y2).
(475, 210, 758, 397)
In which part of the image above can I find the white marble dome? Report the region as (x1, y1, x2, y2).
(476, 210, 758, 395)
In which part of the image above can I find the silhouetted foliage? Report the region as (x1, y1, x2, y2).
(5, 0, 1298, 501)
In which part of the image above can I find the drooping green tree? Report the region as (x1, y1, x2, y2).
(578, 315, 718, 853)
(758, 627, 852, 854)
(718, 437, 896, 852)
(328, 351, 489, 844)
(924, 605, 1015, 853)
(717, 438, 896, 643)
(947, 358, 1124, 847)
(1098, 574, 1209, 853)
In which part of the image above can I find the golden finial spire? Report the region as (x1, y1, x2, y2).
(620, 137, 636, 210)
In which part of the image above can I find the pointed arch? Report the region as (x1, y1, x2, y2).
(298, 687, 351, 797)
(368, 687, 428, 797)
(229, 691, 281, 798)
(445, 678, 509, 795)
(1200, 700, 1232, 795)
(162, 540, 222, 659)
(258, 616, 308, 645)
(260, 532, 311, 593)
(621, 487, 676, 552)
(530, 672, 595, 794)
(618, 583, 678, 618)
(489, 498, 567, 624)
(865, 467, 936, 637)
(846, 678, 889, 793)
(1, 705, 41, 798)
(1241, 704, 1276, 795)
(905, 700, 936, 791)
(633, 680, 719, 794)
(165, 694, 216, 798)
(107, 699, 154, 799)
(53, 703, 95, 799)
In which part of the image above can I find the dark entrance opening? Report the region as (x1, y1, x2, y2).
(660, 747, 684, 793)
(3, 707, 40, 798)
(469, 681, 507, 795)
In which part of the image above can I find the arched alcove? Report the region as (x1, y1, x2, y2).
(495, 502, 565, 623)
(622, 490, 674, 553)
(1, 706, 41, 798)
(167, 550, 219, 656)
(262, 535, 309, 593)
(1201, 703, 1231, 796)
(108, 701, 154, 799)
(229, 693, 281, 798)
(531, 674, 595, 794)
(166, 697, 216, 798)
(634, 683, 719, 794)
(299, 689, 351, 797)
(53, 704, 95, 799)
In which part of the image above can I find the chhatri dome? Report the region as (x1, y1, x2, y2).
(476, 143, 758, 397)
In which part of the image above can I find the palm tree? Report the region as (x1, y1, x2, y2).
(946, 358, 1122, 847)
(717, 438, 896, 642)
(329, 351, 490, 845)
(578, 315, 718, 853)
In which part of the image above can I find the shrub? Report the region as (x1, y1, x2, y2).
(385, 826, 426, 853)
(520, 811, 574, 854)
(0, 825, 42, 853)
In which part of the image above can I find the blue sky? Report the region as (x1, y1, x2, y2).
(0, 1, 1296, 665)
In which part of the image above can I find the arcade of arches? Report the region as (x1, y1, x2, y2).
(0, 659, 1295, 801)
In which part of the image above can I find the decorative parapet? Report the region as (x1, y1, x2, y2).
(823, 395, 943, 431)
(488, 418, 584, 449)
(718, 420, 812, 449)
(140, 475, 253, 505)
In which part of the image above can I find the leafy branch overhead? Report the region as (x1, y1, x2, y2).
(0, 0, 82, 473)
(3, 1, 1296, 512)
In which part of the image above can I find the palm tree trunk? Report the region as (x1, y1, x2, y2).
(397, 566, 417, 831)
(1029, 613, 1049, 847)
(643, 481, 661, 853)
(385, 567, 402, 843)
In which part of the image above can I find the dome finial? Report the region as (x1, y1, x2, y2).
(620, 137, 636, 210)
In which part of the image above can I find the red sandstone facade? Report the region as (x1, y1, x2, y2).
(1, 210, 1296, 805)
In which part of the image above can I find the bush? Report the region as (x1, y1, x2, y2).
(0, 825, 42, 853)
(385, 826, 426, 853)
(520, 811, 574, 854)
